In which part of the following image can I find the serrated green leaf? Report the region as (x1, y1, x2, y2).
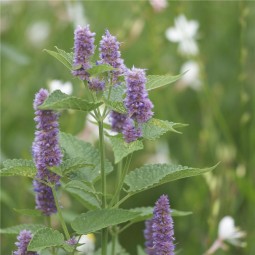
(87, 64, 115, 75)
(13, 208, 42, 217)
(124, 163, 219, 194)
(60, 132, 113, 182)
(146, 73, 183, 91)
(61, 158, 94, 175)
(64, 180, 100, 210)
(142, 118, 187, 140)
(38, 90, 102, 112)
(28, 227, 64, 251)
(71, 208, 140, 234)
(103, 84, 127, 114)
(0, 224, 45, 234)
(108, 135, 143, 164)
(128, 207, 192, 223)
(44, 48, 73, 70)
(0, 159, 36, 178)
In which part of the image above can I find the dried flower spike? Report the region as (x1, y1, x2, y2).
(125, 67, 153, 123)
(13, 230, 38, 255)
(72, 25, 95, 80)
(32, 88, 62, 215)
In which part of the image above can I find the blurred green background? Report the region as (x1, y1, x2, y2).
(1, 0, 255, 254)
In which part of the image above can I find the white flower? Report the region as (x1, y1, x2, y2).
(149, 0, 168, 12)
(48, 80, 73, 95)
(218, 216, 246, 247)
(76, 234, 95, 255)
(26, 21, 50, 47)
(178, 61, 201, 90)
(165, 15, 199, 56)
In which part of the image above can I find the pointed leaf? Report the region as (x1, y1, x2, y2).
(129, 207, 192, 223)
(61, 158, 94, 175)
(28, 227, 64, 251)
(142, 118, 188, 140)
(108, 135, 143, 164)
(64, 180, 100, 209)
(87, 64, 115, 75)
(13, 208, 42, 217)
(0, 159, 36, 178)
(0, 224, 45, 234)
(44, 48, 73, 70)
(60, 132, 113, 182)
(124, 163, 219, 194)
(71, 208, 140, 234)
(146, 73, 183, 91)
(38, 90, 102, 112)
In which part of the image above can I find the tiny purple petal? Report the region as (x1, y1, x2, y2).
(125, 67, 154, 123)
(72, 25, 95, 80)
(122, 118, 142, 143)
(88, 78, 105, 91)
(66, 236, 78, 246)
(144, 219, 155, 255)
(109, 111, 128, 133)
(13, 230, 38, 255)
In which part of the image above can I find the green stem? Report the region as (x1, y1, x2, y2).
(98, 120, 108, 255)
(113, 194, 132, 208)
(111, 232, 117, 255)
(51, 186, 70, 240)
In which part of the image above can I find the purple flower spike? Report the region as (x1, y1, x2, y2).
(122, 118, 142, 143)
(72, 25, 95, 80)
(125, 67, 154, 123)
(152, 195, 175, 255)
(32, 89, 62, 215)
(109, 111, 128, 133)
(144, 219, 155, 255)
(13, 230, 38, 255)
(88, 78, 105, 92)
(99, 29, 126, 82)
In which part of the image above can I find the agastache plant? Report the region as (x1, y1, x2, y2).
(1, 25, 218, 255)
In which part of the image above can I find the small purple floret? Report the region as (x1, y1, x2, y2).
(13, 230, 38, 255)
(122, 118, 142, 143)
(144, 219, 155, 255)
(72, 25, 95, 80)
(99, 29, 126, 82)
(32, 89, 62, 215)
(109, 111, 128, 133)
(88, 78, 105, 91)
(66, 236, 78, 246)
(152, 195, 175, 255)
(125, 67, 154, 123)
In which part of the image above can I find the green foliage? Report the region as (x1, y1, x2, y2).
(87, 63, 116, 76)
(44, 47, 73, 71)
(27, 227, 65, 251)
(13, 208, 42, 217)
(146, 74, 184, 91)
(63, 180, 101, 209)
(95, 241, 130, 255)
(137, 245, 147, 255)
(38, 90, 102, 112)
(59, 132, 113, 182)
(0, 224, 45, 234)
(108, 135, 144, 164)
(103, 83, 127, 114)
(0, 159, 36, 178)
(124, 163, 218, 194)
(142, 118, 187, 140)
(129, 207, 192, 223)
(71, 208, 140, 234)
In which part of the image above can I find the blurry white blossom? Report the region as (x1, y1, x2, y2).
(205, 216, 246, 254)
(147, 142, 171, 164)
(177, 61, 201, 90)
(165, 15, 199, 56)
(48, 80, 73, 95)
(66, 1, 87, 27)
(26, 21, 50, 47)
(149, 0, 168, 12)
(76, 234, 95, 255)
